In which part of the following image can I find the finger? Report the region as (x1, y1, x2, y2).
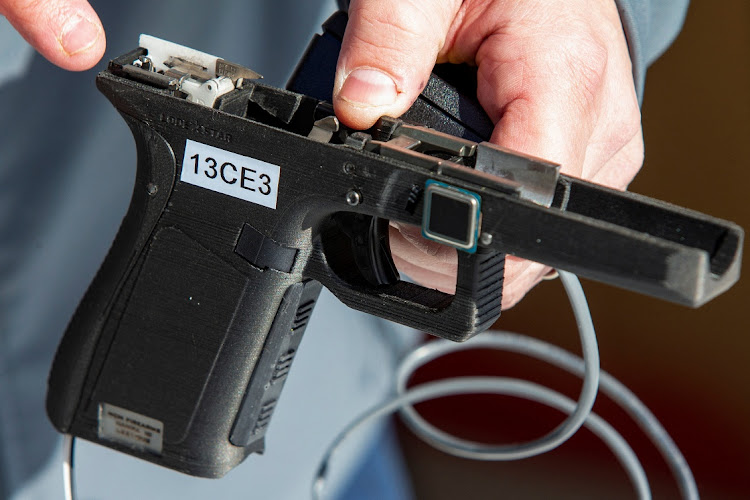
(476, 32, 608, 177)
(1, 0, 105, 71)
(389, 222, 457, 267)
(388, 224, 457, 293)
(579, 85, 641, 181)
(389, 223, 551, 307)
(590, 129, 644, 189)
(470, 35, 604, 307)
(392, 253, 457, 294)
(334, 0, 460, 129)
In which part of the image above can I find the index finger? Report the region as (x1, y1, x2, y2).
(1, 0, 105, 71)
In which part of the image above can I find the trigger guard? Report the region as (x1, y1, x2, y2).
(365, 217, 400, 286)
(352, 215, 400, 286)
(332, 213, 400, 286)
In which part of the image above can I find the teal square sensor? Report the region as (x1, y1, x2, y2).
(421, 180, 481, 253)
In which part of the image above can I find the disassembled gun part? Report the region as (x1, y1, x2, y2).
(135, 34, 263, 106)
(45, 34, 743, 480)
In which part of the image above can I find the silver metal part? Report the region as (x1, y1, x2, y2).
(162, 67, 189, 86)
(479, 233, 493, 246)
(165, 56, 215, 80)
(475, 142, 560, 207)
(388, 135, 421, 151)
(375, 133, 522, 196)
(345, 190, 362, 206)
(132, 55, 152, 70)
(137, 35, 262, 108)
(139, 34, 262, 82)
(395, 124, 476, 157)
(216, 59, 263, 81)
(345, 132, 370, 150)
(376, 139, 444, 170)
(435, 162, 521, 196)
(308, 116, 340, 143)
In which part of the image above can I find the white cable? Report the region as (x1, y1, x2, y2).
(63, 434, 76, 500)
(313, 270, 698, 499)
(479, 332, 697, 499)
(313, 271, 609, 498)
(395, 331, 698, 500)
(311, 377, 650, 500)
(395, 270, 599, 460)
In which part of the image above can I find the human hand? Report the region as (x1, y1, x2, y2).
(334, 0, 644, 309)
(1, 0, 104, 70)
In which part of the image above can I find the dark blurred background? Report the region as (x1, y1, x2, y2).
(397, 1, 750, 498)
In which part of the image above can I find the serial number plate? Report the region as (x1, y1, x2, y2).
(98, 403, 164, 454)
(181, 140, 280, 209)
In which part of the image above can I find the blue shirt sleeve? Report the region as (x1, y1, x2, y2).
(615, 0, 690, 101)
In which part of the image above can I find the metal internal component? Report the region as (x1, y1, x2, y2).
(475, 143, 560, 207)
(369, 119, 553, 204)
(308, 116, 340, 143)
(345, 189, 362, 206)
(136, 34, 263, 107)
(139, 35, 262, 82)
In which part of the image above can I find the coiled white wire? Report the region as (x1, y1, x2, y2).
(63, 433, 75, 500)
(312, 271, 699, 500)
(394, 270, 599, 460)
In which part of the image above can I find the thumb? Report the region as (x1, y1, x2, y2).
(334, 0, 460, 129)
(0, 0, 105, 71)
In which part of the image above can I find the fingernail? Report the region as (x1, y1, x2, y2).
(60, 15, 100, 56)
(339, 68, 398, 107)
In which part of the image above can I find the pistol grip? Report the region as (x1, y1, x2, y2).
(47, 110, 323, 476)
(47, 115, 176, 430)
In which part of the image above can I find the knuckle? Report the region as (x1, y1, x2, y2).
(622, 105, 642, 141)
(346, 29, 405, 66)
(559, 37, 609, 109)
(7, 0, 74, 35)
(625, 132, 645, 169)
(347, 0, 446, 56)
(610, 103, 643, 159)
(2, 0, 36, 18)
(15, 0, 58, 19)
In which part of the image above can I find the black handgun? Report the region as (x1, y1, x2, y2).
(46, 30, 742, 479)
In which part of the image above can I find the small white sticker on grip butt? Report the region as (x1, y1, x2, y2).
(98, 403, 164, 454)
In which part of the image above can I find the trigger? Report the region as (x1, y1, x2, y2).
(349, 215, 400, 286)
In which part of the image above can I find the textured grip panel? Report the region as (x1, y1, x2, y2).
(89, 226, 249, 445)
(464, 249, 505, 329)
(47, 117, 176, 431)
(230, 280, 322, 447)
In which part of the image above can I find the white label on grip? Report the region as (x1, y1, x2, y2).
(181, 140, 280, 209)
(98, 403, 164, 454)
